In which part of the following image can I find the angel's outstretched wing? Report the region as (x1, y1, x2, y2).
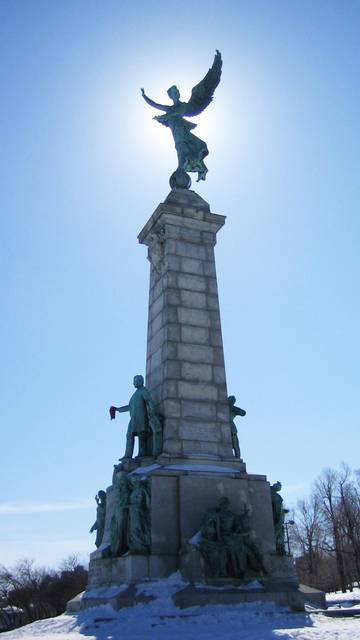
(184, 50, 222, 117)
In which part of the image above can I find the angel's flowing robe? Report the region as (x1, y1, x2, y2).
(155, 113, 209, 181)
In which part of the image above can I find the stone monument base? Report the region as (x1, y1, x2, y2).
(67, 580, 325, 614)
(68, 459, 325, 613)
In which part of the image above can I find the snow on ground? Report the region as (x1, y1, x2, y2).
(2, 577, 360, 640)
(326, 586, 360, 603)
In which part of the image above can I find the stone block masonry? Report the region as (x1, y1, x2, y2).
(138, 189, 235, 460)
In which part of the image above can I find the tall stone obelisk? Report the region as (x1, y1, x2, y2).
(139, 188, 241, 465)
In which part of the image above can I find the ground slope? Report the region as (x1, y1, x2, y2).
(3, 577, 360, 640)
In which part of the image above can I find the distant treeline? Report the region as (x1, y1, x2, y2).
(0, 555, 87, 632)
(291, 464, 360, 593)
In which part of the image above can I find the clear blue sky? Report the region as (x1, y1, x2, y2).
(1, 0, 359, 567)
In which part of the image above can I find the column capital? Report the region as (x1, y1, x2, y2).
(138, 189, 226, 247)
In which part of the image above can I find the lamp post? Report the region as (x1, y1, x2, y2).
(284, 519, 295, 556)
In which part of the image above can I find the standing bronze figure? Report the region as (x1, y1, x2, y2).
(89, 490, 107, 548)
(110, 375, 162, 459)
(228, 395, 246, 459)
(141, 51, 222, 189)
(271, 481, 290, 555)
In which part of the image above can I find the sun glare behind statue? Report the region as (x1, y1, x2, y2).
(130, 69, 229, 188)
(89, 66, 231, 193)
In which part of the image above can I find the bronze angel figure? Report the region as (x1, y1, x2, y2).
(141, 50, 222, 189)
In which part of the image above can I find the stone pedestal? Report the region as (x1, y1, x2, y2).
(81, 458, 304, 609)
(90, 464, 276, 576)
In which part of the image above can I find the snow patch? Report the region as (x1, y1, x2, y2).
(127, 463, 161, 476)
(326, 587, 360, 603)
(194, 579, 264, 591)
(163, 464, 240, 473)
(89, 542, 111, 559)
(3, 583, 360, 639)
(188, 530, 201, 545)
(83, 584, 128, 599)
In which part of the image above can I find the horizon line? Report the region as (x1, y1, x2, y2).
(0, 499, 94, 515)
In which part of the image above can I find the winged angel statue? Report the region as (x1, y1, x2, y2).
(141, 50, 222, 189)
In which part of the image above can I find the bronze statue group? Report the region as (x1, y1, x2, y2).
(90, 373, 289, 576)
(89, 476, 151, 557)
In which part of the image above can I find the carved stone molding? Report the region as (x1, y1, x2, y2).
(147, 225, 166, 278)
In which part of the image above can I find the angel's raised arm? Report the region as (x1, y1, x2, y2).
(141, 88, 169, 112)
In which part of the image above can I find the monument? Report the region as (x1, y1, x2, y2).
(67, 52, 325, 613)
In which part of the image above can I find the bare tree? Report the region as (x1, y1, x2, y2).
(292, 494, 328, 589)
(292, 464, 360, 592)
(336, 465, 360, 588)
(0, 557, 88, 631)
(59, 553, 88, 573)
(315, 467, 348, 592)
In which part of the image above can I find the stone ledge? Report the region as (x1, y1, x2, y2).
(112, 455, 248, 473)
(155, 454, 246, 469)
(172, 583, 325, 612)
(67, 580, 325, 614)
